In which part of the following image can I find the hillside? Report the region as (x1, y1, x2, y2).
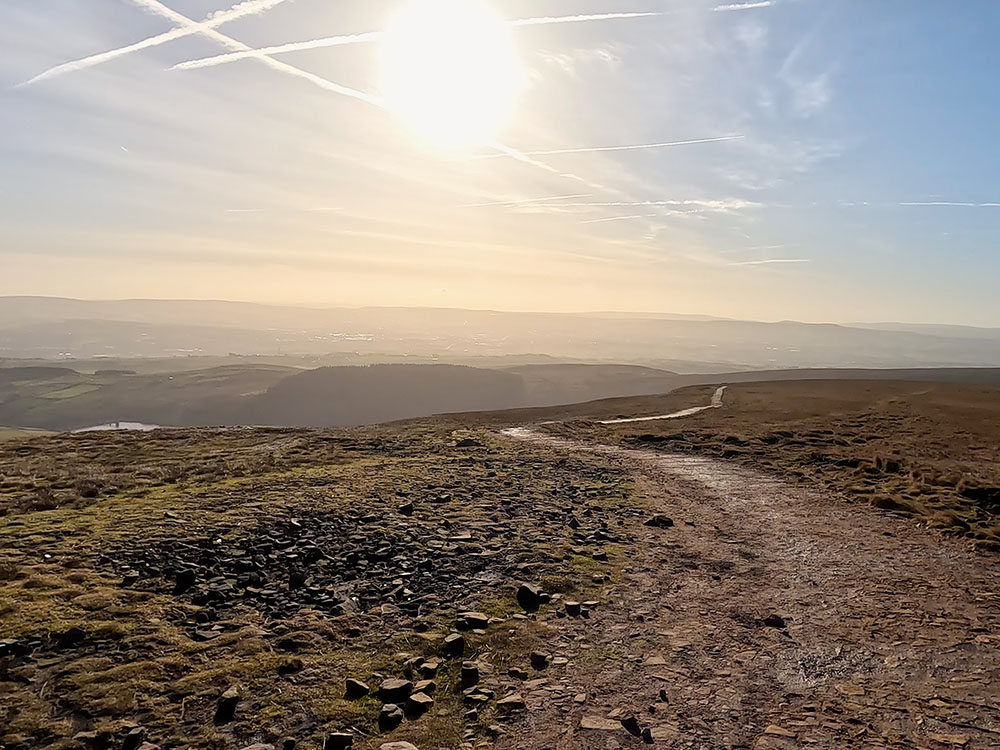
(1, 380, 998, 750)
(3, 297, 1000, 369)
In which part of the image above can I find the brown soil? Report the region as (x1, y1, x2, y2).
(499, 429, 1000, 749)
(541, 380, 1000, 545)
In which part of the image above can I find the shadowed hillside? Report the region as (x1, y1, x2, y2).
(242, 364, 528, 427)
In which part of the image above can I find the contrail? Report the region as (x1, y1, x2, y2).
(730, 258, 809, 266)
(131, 1, 580, 188)
(479, 135, 745, 158)
(511, 12, 662, 26)
(581, 214, 658, 224)
(899, 201, 1000, 207)
(713, 1, 775, 11)
(460, 194, 591, 208)
(127, 0, 384, 107)
(17, 0, 288, 87)
(527, 199, 761, 210)
(173, 31, 383, 70)
(171, 11, 663, 71)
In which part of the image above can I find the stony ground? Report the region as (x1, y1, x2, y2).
(543, 380, 1000, 546)
(0, 425, 637, 750)
(500, 430, 1000, 750)
(2, 383, 999, 750)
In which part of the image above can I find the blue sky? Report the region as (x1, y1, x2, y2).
(1, 0, 998, 324)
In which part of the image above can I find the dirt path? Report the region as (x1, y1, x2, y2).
(596, 385, 728, 425)
(496, 431, 1000, 749)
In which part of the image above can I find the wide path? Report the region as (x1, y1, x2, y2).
(497, 429, 1000, 749)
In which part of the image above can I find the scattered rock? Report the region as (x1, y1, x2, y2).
(581, 716, 621, 730)
(621, 716, 643, 737)
(379, 704, 404, 732)
(122, 727, 146, 750)
(508, 667, 529, 680)
(378, 678, 413, 703)
(456, 611, 490, 631)
(380, 743, 419, 750)
(530, 651, 550, 670)
(497, 694, 526, 714)
(397, 501, 414, 516)
(414, 678, 436, 694)
(324, 733, 353, 750)
(455, 438, 483, 448)
(460, 661, 480, 689)
(405, 691, 434, 717)
(442, 632, 465, 658)
(345, 678, 370, 700)
(641, 727, 654, 744)
(644, 515, 674, 529)
(763, 614, 787, 629)
(418, 658, 441, 678)
(565, 601, 582, 617)
(516, 583, 548, 612)
(214, 685, 240, 725)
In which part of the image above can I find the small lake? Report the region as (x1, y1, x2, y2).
(72, 421, 162, 433)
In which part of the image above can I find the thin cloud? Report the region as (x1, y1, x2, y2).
(17, 0, 288, 87)
(460, 194, 591, 208)
(511, 12, 662, 27)
(899, 201, 1000, 207)
(730, 258, 810, 266)
(713, 1, 775, 11)
(529, 199, 762, 210)
(479, 135, 744, 158)
(171, 12, 663, 71)
(581, 214, 659, 224)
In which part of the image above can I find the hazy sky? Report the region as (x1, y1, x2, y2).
(2, 1, 998, 325)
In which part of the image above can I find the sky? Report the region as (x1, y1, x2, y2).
(1, 0, 999, 325)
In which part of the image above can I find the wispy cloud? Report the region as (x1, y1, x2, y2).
(581, 214, 659, 224)
(899, 201, 1000, 208)
(713, 1, 775, 11)
(17, 0, 288, 87)
(480, 135, 744, 159)
(460, 194, 591, 208)
(511, 12, 662, 27)
(730, 258, 810, 265)
(530, 199, 762, 210)
(171, 12, 662, 71)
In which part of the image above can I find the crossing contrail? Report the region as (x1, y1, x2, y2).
(479, 135, 745, 159)
(17, 0, 288, 87)
(171, 11, 662, 71)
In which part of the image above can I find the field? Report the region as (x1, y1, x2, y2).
(539, 380, 1000, 546)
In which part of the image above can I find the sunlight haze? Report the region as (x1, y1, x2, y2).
(2, 1, 998, 324)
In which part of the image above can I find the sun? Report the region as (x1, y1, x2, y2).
(380, 0, 525, 150)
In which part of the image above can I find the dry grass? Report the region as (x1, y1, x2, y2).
(0, 423, 636, 750)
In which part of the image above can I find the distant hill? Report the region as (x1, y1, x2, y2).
(3, 360, 1000, 432)
(2, 296, 1000, 369)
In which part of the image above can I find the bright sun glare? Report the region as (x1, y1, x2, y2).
(380, 0, 525, 149)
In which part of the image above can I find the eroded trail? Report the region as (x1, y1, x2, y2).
(498, 430, 1000, 750)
